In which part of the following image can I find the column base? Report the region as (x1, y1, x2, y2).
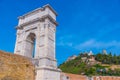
(35, 66, 61, 80)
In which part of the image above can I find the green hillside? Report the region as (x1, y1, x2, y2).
(59, 52, 120, 76)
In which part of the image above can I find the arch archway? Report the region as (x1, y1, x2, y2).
(25, 33, 36, 58)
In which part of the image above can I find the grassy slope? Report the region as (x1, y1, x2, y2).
(59, 55, 120, 76)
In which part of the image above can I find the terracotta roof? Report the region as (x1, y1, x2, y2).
(93, 76, 120, 80)
(64, 73, 87, 80)
(63, 73, 120, 80)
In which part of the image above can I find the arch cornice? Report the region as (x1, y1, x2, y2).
(18, 4, 58, 19)
(16, 14, 58, 30)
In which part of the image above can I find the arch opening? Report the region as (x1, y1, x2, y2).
(25, 33, 36, 58)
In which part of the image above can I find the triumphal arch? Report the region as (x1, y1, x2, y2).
(14, 4, 61, 80)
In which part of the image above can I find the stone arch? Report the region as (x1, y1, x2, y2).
(14, 5, 60, 80)
(25, 32, 36, 58)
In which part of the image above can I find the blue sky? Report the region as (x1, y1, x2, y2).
(0, 0, 120, 65)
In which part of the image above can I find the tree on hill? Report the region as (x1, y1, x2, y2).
(59, 52, 120, 76)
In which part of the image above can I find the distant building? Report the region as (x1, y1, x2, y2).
(81, 57, 88, 62)
(88, 50, 93, 56)
(66, 55, 77, 62)
(102, 49, 107, 55)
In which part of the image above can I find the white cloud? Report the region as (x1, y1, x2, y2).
(57, 34, 120, 52)
(75, 39, 120, 50)
(57, 35, 74, 47)
(57, 41, 73, 47)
